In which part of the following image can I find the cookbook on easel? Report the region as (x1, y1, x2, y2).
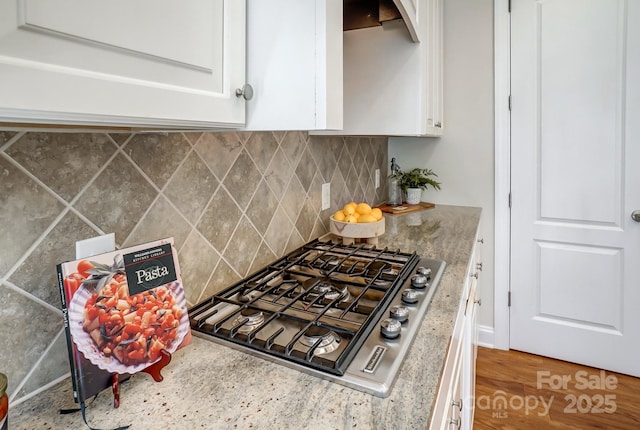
(57, 237, 191, 404)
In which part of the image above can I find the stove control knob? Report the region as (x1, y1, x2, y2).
(389, 305, 409, 323)
(401, 289, 419, 304)
(380, 318, 402, 339)
(411, 274, 429, 289)
(416, 266, 432, 277)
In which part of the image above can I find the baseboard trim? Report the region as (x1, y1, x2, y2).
(478, 324, 500, 349)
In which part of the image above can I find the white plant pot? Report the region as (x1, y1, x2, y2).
(406, 188, 422, 205)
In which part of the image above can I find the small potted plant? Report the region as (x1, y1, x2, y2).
(392, 168, 441, 204)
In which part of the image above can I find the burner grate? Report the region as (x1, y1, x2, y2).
(189, 238, 420, 376)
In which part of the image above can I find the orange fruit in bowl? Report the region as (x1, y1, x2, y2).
(371, 207, 383, 221)
(344, 214, 359, 223)
(358, 214, 377, 223)
(333, 210, 346, 222)
(356, 203, 372, 215)
(343, 204, 356, 216)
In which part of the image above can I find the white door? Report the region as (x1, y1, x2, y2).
(510, 0, 640, 376)
(0, 0, 246, 128)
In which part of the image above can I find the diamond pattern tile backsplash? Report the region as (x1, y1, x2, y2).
(0, 129, 388, 405)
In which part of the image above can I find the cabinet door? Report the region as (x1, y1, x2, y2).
(429, 283, 466, 430)
(449, 360, 463, 430)
(462, 277, 479, 430)
(425, 0, 444, 134)
(431, 335, 464, 430)
(318, 0, 442, 136)
(244, 0, 342, 131)
(0, 0, 246, 128)
(393, 0, 420, 42)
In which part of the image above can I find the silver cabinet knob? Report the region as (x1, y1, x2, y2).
(435, 121, 442, 128)
(632, 210, 640, 222)
(451, 398, 463, 411)
(235, 84, 254, 101)
(449, 418, 461, 429)
(475, 298, 482, 306)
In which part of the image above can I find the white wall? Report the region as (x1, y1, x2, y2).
(389, 0, 495, 329)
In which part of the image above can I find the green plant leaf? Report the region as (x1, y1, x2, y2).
(391, 167, 441, 192)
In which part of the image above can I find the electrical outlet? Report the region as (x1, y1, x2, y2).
(375, 169, 380, 189)
(322, 183, 331, 210)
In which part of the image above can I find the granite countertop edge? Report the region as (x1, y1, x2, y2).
(11, 204, 482, 430)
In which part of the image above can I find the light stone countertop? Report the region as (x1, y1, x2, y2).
(11, 205, 482, 430)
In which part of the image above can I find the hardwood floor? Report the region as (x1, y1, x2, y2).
(473, 347, 640, 429)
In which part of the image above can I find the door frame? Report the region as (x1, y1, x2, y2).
(493, 0, 511, 350)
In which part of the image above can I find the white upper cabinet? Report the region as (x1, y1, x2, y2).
(243, 0, 343, 131)
(322, 0, 443, 137)
(0, 0, 439, 134)
(0, 0, 246, 128)
(393, 0, 420, 42)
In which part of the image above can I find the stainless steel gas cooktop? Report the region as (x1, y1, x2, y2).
(189, 238, 445, 397)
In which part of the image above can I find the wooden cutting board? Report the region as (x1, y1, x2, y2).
(377, 202, 435, 215)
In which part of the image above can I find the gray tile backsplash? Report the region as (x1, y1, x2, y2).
(0, 129, 388, 405)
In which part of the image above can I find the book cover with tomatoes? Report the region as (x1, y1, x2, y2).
(57, 237, 192, 404)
